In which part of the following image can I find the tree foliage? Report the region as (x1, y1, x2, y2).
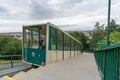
(102, 31, 120, 44)
(90, 19, 120, 50)
(105, 19, 120, 32)
(69, 31, 89, 51)
(90, 22, 105, 50)
(0, 35, 22, 55)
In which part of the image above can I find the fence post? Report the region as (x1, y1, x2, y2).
(103, 51, 106, 80)
(10, 56, 13, 68)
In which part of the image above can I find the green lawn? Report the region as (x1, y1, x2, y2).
(0, 59, 22, 64)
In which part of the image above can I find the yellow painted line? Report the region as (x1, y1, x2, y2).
(39, 63, 57, 70)
(29, 69, 38, 74)
(39, 67, 46, 70)
(38, 62, 59, 71)
(28, 69, 36, 73)
(46, 64, 54, 68)
(14, 72, 26, 80)
(4, 76, 15, 80)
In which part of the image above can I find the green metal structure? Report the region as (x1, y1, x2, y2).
(23, 24, 47, 66)
(0, 55, 22, 70)
(94, 43, 120, 80)
(23, 48, 46, 65)
(107, 0, 111, 46)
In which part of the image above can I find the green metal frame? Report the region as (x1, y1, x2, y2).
(107, 0, 111, 46)
(48, 26, 51, 50)
(94, 43, 119, 80)
(48, 26, 58, 51)
(70, 38, 71, 58)
(62, 33, 64, 60)
(74, 41, 75, 56)
(56, 29, 58, 50)
(23, 26, 47, 66)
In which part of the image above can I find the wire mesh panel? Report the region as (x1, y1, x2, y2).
(0, 55, 22, 70)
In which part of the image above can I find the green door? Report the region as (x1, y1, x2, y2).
(24, 48, 46, 66)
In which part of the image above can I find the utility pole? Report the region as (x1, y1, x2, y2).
(107, 0, 111, 46)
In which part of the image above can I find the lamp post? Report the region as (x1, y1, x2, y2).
(107, 0, 111, 46)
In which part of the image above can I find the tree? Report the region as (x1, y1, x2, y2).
(90, 19, 120, 50)
(105, 19, 120, 32)
(0, 35, 22, 55)
(79, 32, 89, 50)
(69, 31, 89, 51)
(102, 31, 120, 44)
(90, 22, 105, 51)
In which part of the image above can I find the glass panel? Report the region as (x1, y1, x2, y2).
(74, 41, 76, 54)
(71, 39, 74, 51)
(39, 26, 46, 49)
(51, 27, 56, 50)
(23, 26, 46, 50)
(24, 29, 31, 48)
(31, 31, 39, 49)
(75, 42, 77, 53)
(58, 30, 63, 51)
(64, 35, 70, 51)
(77, 43, 78, 54)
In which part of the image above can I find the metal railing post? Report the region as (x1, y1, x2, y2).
(10, 56, 13, 68)
(107, 0, 111, 46)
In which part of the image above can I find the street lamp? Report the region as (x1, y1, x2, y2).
(107, 0, 111, 46)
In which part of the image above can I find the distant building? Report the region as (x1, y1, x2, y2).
(83, 32, 92, 39)
(0, 32, 22, 40)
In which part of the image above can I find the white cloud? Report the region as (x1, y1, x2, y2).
(0, 0, 120, 32)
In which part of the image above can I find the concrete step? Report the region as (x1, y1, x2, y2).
(0, 77, 6, 80)
(13, 66, 47, 80)
(16, 59, 76, 80)
(12, 71, 26, 79)
(0, 68, 38, 80)
(0, 63, 31, 78)
(11, 68, 38, 80)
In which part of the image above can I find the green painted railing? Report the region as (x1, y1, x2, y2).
(94, 43, 120, 80)
(0, 55, 23, 70)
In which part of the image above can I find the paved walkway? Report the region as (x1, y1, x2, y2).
(19, 53, 101, 80)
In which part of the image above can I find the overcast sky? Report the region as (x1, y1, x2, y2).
(0, 0, 120, 32)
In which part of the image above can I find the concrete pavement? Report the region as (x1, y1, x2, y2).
(19, 53, 101, 80)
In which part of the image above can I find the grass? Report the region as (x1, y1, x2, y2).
(0, 59, 22, 70)
(0, 59, 22, 64)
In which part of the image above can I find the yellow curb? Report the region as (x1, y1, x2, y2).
(4, 76, 15, 80)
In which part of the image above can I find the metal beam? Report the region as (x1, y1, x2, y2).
(107, 0, 111, 46)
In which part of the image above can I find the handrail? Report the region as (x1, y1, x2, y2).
(94, 43, 119, 80)
(95, 43, 120, 51)
(0, 55, 21, 57)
